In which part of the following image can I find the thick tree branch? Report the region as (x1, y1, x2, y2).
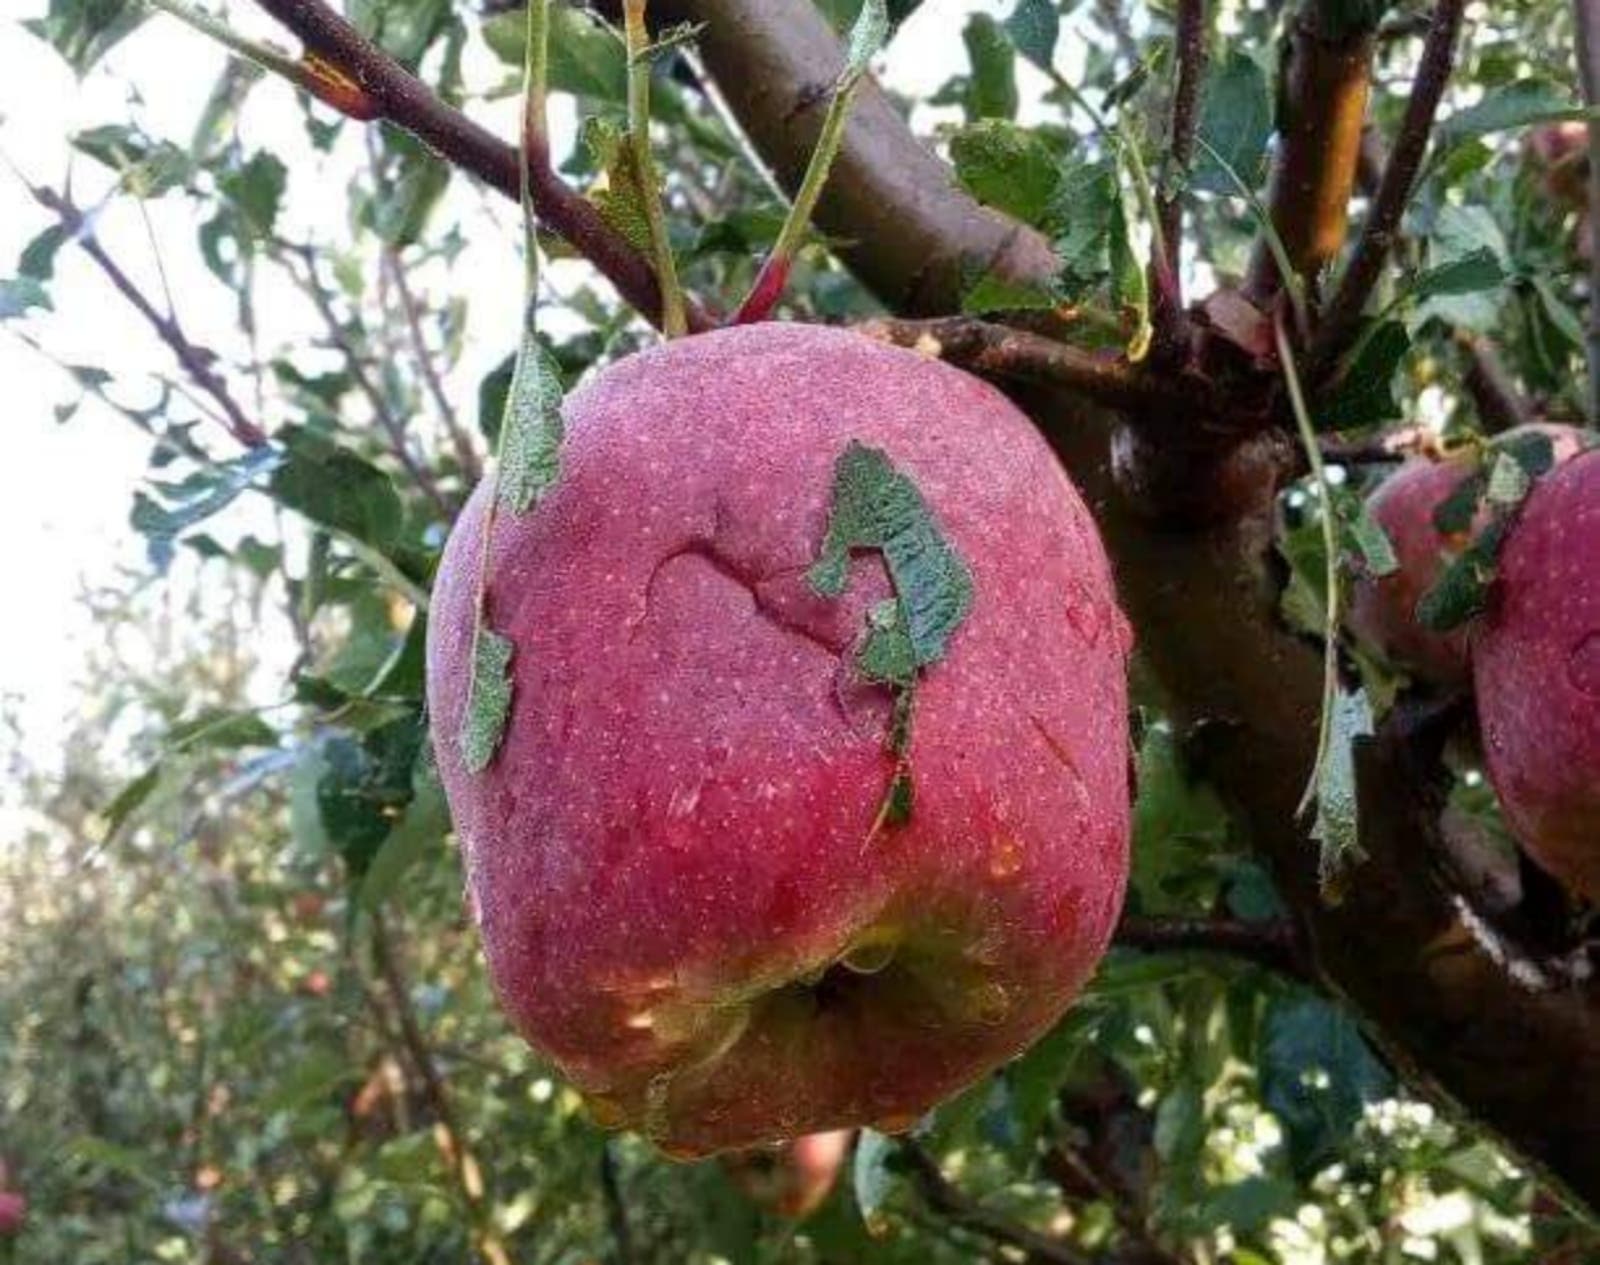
(1115, 914, 1310, 981)
(1310, 0, 1467, 376)
(1246, 14, 1374, 298)
(857, 317, 1208, 415)
(247, 0, 713, 333)
(30, 186, 268, 449)
(660, 0, 1059, 315)
(899, 1140, 1091, 1265)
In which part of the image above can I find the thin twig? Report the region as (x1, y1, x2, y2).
(371, 913, 507, 1265)
(1573, 0, 1600, 423)
(1114, 914, 1310, 980)
(245, 0, 713, 332)
(284, 244, 453, 518)
(1310, 0, 1467, 377)
(27, 185, 268, 448)
(1155, 0, 1207, 335)
(857, 316, 1206, 414)
(1456, 330, 1533, 433)
(383, 248, 483, 482)
(898, 1140, 1091, 1265)
(599, 1140, 636, 1265)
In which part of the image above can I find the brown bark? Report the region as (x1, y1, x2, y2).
(653, 0, 1060, 314)
(1246, 20, 1374, 296)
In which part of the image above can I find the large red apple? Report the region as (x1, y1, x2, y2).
(427, 323, 1132, 1155)
(1346, 425, 1588, 686)
(721, 1129, 853, 1218)
(1475, 449, 1600, 902)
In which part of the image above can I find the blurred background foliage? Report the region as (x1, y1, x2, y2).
(2, 0, 1598, 1258)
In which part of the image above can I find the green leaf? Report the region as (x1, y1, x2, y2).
(484, 5, 627, 101)
(1437, 79, 1581, 152)
(1348, 501, 1399, 578)
(1484, 451, 1531, 507)
(1003, 0, 1058, 70)
(315, 715, 427, 878)
(167, 709, 279, 751)
(851, 1129, 894, 1233)
(357, 760, 450, 910)
(99, 765, 163, 840)
(960, 270, 1060, 314)
(18, 224, 68, 281)
(131, 447, 281, 571)
(216, 150, 287, 238)
(25, 0, 144, 75)
(1191, 50, 1272, 195)
(72, 124, 192, 197)
(961, 14, 1018, 121)
(460, 627, 514, 774)
(1430, 468, 1483, 536)
(842, 0, 889, 78)
(1418, 518, 1507, 632)
(949, 120, 1062, 226)
(1319, 321, 1411, 430)
(1406, 248, 1505, 304)
(268, 426, 404, 552)
(497, 338, 566, 513)
(1495, 428, 1558, 478)
(1307, 686, 1372, 894)
(579, 116, 653, 251)
(808, 442, 974, 667)
(1260, 994, 1393, 1177)
(0, 277, 52, 320)
(1048, 156, 1120, 286)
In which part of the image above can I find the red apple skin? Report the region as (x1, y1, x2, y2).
(0, 1189, 25, 1236)
(427, 323, 1132, 1155)
(721, 1129, 853, 1218)
(1346, 425, 1590, 687)
(1475, 450, 1600, 902)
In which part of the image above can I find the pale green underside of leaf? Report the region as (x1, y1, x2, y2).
(460, 627, 515, 774)
(1311, 686, 1373, 896)
(497, 336, 565, 514)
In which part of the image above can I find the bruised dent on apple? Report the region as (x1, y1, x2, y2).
(427, 322, 1134, 1156)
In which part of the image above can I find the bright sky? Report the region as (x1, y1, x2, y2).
(0, 0, 1067, 794)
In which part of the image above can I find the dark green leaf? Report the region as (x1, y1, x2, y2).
(949, 120, 1062, 226)
(1191, 50, 1272, 195)
(268, 426, 404, 552)
(0, 278, 51, 320)
(1417, 518, 1507, 632)
(484, 5, 627, 101)
(962, 14, 1018, 121)
(1406, 248, 1505, 304)
(357, 761, 450, 910)
(1004, 0, 1058, 69)
(1437, 79, 1581, 152)
(808, 442, 974, 666)
(1261, 994, 1393, 1177)
(1319, 321, 1411, 430)
(18, 225, 68, 281)
(25, 0, 144, 74)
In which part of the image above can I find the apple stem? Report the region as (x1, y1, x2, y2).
(731, 0, 885, 323)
